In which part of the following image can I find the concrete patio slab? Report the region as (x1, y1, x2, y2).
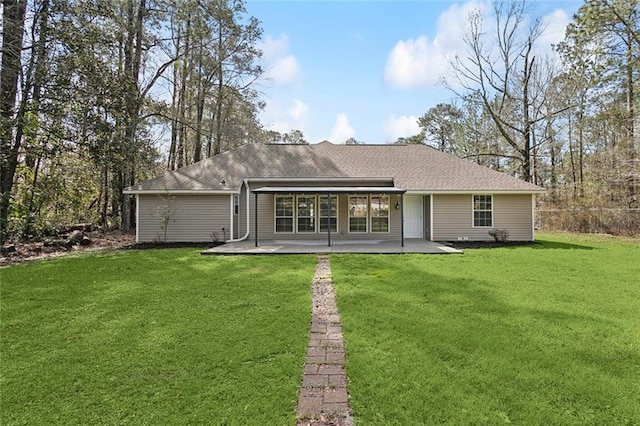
(201, 239, 462, 255)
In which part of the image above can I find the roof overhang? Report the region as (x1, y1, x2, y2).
(247, 177, 395, 183)
(123, 189, 238, 195)
(414, 189, 546, 195)
(252, 186, 407, 194)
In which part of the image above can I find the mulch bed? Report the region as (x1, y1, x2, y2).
(447, 240, 538, 250)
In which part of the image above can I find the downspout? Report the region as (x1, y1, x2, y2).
(135, 194, 140, 243)
(225, 179, 251, 242)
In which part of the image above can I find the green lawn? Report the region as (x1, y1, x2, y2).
(331, 232, 640, 425)
(1, 250, 316, 425)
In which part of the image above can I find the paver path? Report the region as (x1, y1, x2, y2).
(296, 255, 354, 426)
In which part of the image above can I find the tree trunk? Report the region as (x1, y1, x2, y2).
(0, 0, 28, 243)
(120, 0, 146, 232)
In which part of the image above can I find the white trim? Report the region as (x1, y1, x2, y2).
(274, 194, 295, 234)
(429, 194, 434, 241)
(319, 195, 339, 234)
(123, 190, 237, 195)
(126, 188, 543, 195)
(229, 194, 234, 240)
(252, 186, 405, 194)
(135, 194, 139, 243)
(531, 194, 536, 241)
(370, 194, 391, 234)
(247, 177, 395, 183)
(406, 189, 545, 195)
(472, 194, 494, 228)
(296, 194, 317, 233)
(348, 195, 369, 233)
(233, 194, 239, 215)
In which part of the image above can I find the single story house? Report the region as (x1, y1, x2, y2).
(124, 141, 544, 244)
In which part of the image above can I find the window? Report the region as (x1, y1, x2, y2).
(349, 196, 368, 232)
(275, 195, 294, 232)
(297, 195, 316, 232)
(233, 194, 239, 215)
(319, 195, 338, 232)
(473, 195, 493, 227)
(370, 195, 389, 232)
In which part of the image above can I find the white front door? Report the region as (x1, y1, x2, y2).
(404, 195, 423, 238)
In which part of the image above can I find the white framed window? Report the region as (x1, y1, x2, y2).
(473, 195, 493, 227)
(319, 195, 338, 232)
(296, 195, 316, 232)
(348, 195, 368, 233)
(275, 195, 294, 233)
(233, 194, 239, 215)
(370, 195, 390, 232)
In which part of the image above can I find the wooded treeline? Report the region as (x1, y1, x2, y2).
(1, 0, 638, 242)
(0, 0, 281, 242)
(407, 0, 639, 235)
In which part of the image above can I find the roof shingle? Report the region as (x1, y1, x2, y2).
(124, 142, 544, 193)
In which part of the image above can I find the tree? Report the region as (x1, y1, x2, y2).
(560, 0, 639, 154)
(448, 0, 566, 183)
(282, 129, 307, 144)
(0, 0, 28, 243)
(164, 0, 264, 167)
(555, 0, 639, 210)
(393, 134, 424, 145)
(344, 137, 364, 145)
(418, 103, 463, 153)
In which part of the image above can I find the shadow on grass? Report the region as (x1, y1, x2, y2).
(333, 255, 632, 424)
(528, 239, 595, 250)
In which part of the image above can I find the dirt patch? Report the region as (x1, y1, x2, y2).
(1, 234, 227, 266)
(1, 231, 136, 266)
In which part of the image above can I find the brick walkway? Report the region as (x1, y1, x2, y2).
(296, 255, 354, 426)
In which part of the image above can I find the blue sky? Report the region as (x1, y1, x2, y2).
(246, 0, 582, 144)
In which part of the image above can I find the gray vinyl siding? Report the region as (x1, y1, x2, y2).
(249, 193, 402, 241)
(493, 194, 534, 240)
(432, 194, 533, 241)
(137, 194, 230, 242)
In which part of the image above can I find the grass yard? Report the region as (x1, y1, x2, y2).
(1, 250, 316, 425)
(331, 232, 640, 425)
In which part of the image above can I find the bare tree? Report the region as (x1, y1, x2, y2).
(448, 0, 567, 183)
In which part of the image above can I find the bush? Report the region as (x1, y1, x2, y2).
(488, 228, 509, 242)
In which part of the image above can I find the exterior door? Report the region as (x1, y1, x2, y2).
(404, 195, 423, 238)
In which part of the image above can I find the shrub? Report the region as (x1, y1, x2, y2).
(488, 228, 509, 242)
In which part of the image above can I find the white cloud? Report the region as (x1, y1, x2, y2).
(384, 1, 487, 89)
(290, 99, 309, 122)
(261, 98, 309, 134)
(384, 115, 421, 141)
(538, 9, 570, 53)
(384, 1, 572, 89)
(329, 114, 355, 143)
(259, 34, 301, 86)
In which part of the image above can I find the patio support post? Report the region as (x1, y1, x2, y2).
(327, 193, 332, 247)
(254, 192, 258, 247)
(400, 193, 404, 247)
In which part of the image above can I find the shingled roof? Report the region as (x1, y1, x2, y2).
(124, 141, 544, 193)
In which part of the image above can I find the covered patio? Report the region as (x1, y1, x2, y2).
(201, 239, 462, 255)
